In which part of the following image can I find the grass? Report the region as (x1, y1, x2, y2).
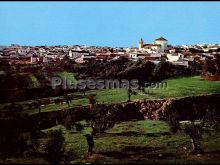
(53, 71, 76, 83)
(0, 70, 5, 75)
(24, 98, 89, 115)
(1, 76, 219, 114)
(29, 75, 41, 88)
(3, 120, 219, 164)
(48, 120, 220, 164)
(84, 76, 220, 102)
(1, 76, 219, 163)
(82, 76, 220, 104)
(147, 76, 220, 99)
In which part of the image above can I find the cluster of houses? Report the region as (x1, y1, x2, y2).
(0, 37, 220, 67)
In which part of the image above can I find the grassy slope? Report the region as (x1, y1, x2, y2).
(29, 75, 41, 88)
(73, 75, 220, 105)
(83, 76, 220, 104)
(50, 120, 220, 164)
(54, 71, 76, 83)
(5, 120, 219, 164)
(1, 75, 220, 163)
(1, 76, 219, 114)
(148, 76, 220, 99)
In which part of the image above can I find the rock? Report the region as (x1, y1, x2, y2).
(140, 108, 146, 113)
(155, 102, 161, 109)
(151, 103, 155, 109)
(141, 103, 145, 108)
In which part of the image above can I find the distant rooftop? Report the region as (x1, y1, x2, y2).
(155, 37, 168, 41)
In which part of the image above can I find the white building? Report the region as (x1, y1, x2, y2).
(68, 50, 73, 58)
(171, 61, 189, 67)
(142, 44, 161, 53)
(74, 51, 96, 63)
(138, 37, 168, 53)
(167, 53, 183, 62)
(43, 56, 48, 63)
(154, 37, 168, 52)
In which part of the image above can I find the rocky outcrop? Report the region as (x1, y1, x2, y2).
(139, 99, 171, 120)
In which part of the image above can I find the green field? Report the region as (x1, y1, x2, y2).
(31, 76, 220, 113)
(81, 76, 220, 103)
(147, 76, 220, 99)
(1, 76, 219, 163)
(1, 76, 219, 114)
(2, 120, 219, 164)
(52, 75, 220, 105)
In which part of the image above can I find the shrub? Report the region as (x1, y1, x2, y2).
(45, 129, 65, 163)
(0, 133, 27, 159)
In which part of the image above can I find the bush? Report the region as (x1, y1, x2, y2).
(0, 133, 27, 159)
(45, 129, 65, 163)
(89, 105, 119, 134)
(64, 148, 75, 162)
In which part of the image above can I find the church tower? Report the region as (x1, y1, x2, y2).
(138, 38, 144, 50)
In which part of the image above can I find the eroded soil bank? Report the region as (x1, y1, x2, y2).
(1, 94, 219, 132)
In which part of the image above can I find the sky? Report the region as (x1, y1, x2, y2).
(0, 2, 220, 47)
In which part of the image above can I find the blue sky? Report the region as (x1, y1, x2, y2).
(0, 2, 220, 47)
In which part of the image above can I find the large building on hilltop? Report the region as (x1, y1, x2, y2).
(138, 37, 168, 53)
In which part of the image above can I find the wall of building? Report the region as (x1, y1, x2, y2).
(154, 40, 167, 52)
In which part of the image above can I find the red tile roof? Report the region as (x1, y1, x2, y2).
(143, 44, 161, 48)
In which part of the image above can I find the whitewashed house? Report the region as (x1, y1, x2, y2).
(167, 53, 183, 62)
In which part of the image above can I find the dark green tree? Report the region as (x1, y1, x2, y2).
(127, 88, 137, 102)
(167, 104, 217, 155)
(62, 104, 119, 156)
(45, 129, 65, 163)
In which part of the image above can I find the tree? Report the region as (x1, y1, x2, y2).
(89, 105, 119, 134)
(153, 61, 172, 81)
(0, 110, 38, 159)
(181, 121, 204, 155)
(118, 61, 155, 83)
(45, 129, 65, 163)
(127, 88, 137, 102)
(85, 105, 119, 155)
(215, 54, 220, 73)
(167, 104, 217, 155)
(84, 134, 94, 156)
(64, 94, 72, 107)
(82, 88, 86, 96)
(62, 104, 119, 156)
(202, 58, 217, 75)
(88, 94, 96, 109)
(36, 99, 41, 113)
(4, 102, 23, 113)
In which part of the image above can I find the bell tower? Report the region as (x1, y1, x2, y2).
(138, 38, 144, 50)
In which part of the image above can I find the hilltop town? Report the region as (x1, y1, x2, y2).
(0, 37, 220, 69)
